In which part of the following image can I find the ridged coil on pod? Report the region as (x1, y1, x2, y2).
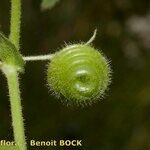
(47, 44, 111, 105)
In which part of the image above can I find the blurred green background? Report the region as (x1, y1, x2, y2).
(0, 0, 150, 149)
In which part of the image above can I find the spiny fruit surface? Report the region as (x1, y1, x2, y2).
(47, 44, 111, 105)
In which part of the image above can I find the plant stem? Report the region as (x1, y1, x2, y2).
(8, 0, 26, 149)
(23, 54, 54, 61)
(6, 68, 26, 150)
(9, 0, 21, 50)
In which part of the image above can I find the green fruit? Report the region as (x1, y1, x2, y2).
(47, 44, 111, 105)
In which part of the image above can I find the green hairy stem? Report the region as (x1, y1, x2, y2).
(5, 69, 26, 150)
(5, 0, 27, 149)
(9, 0, 21, 50)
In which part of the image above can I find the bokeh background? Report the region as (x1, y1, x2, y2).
(0, 0, 150, 149)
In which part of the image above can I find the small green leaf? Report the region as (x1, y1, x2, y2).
(0, 145, 19, 150)
(41, 0, 60, 11)
(0, 33, 24, 72)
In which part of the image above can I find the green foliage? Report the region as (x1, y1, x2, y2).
(41, 0, 60, 10)
(47, 44, 111, 105)
(0, 33, 24, 73)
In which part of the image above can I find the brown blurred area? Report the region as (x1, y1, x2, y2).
(0, 0, 150, 149)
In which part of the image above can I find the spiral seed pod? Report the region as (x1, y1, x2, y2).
(47, 44, 111, 105)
